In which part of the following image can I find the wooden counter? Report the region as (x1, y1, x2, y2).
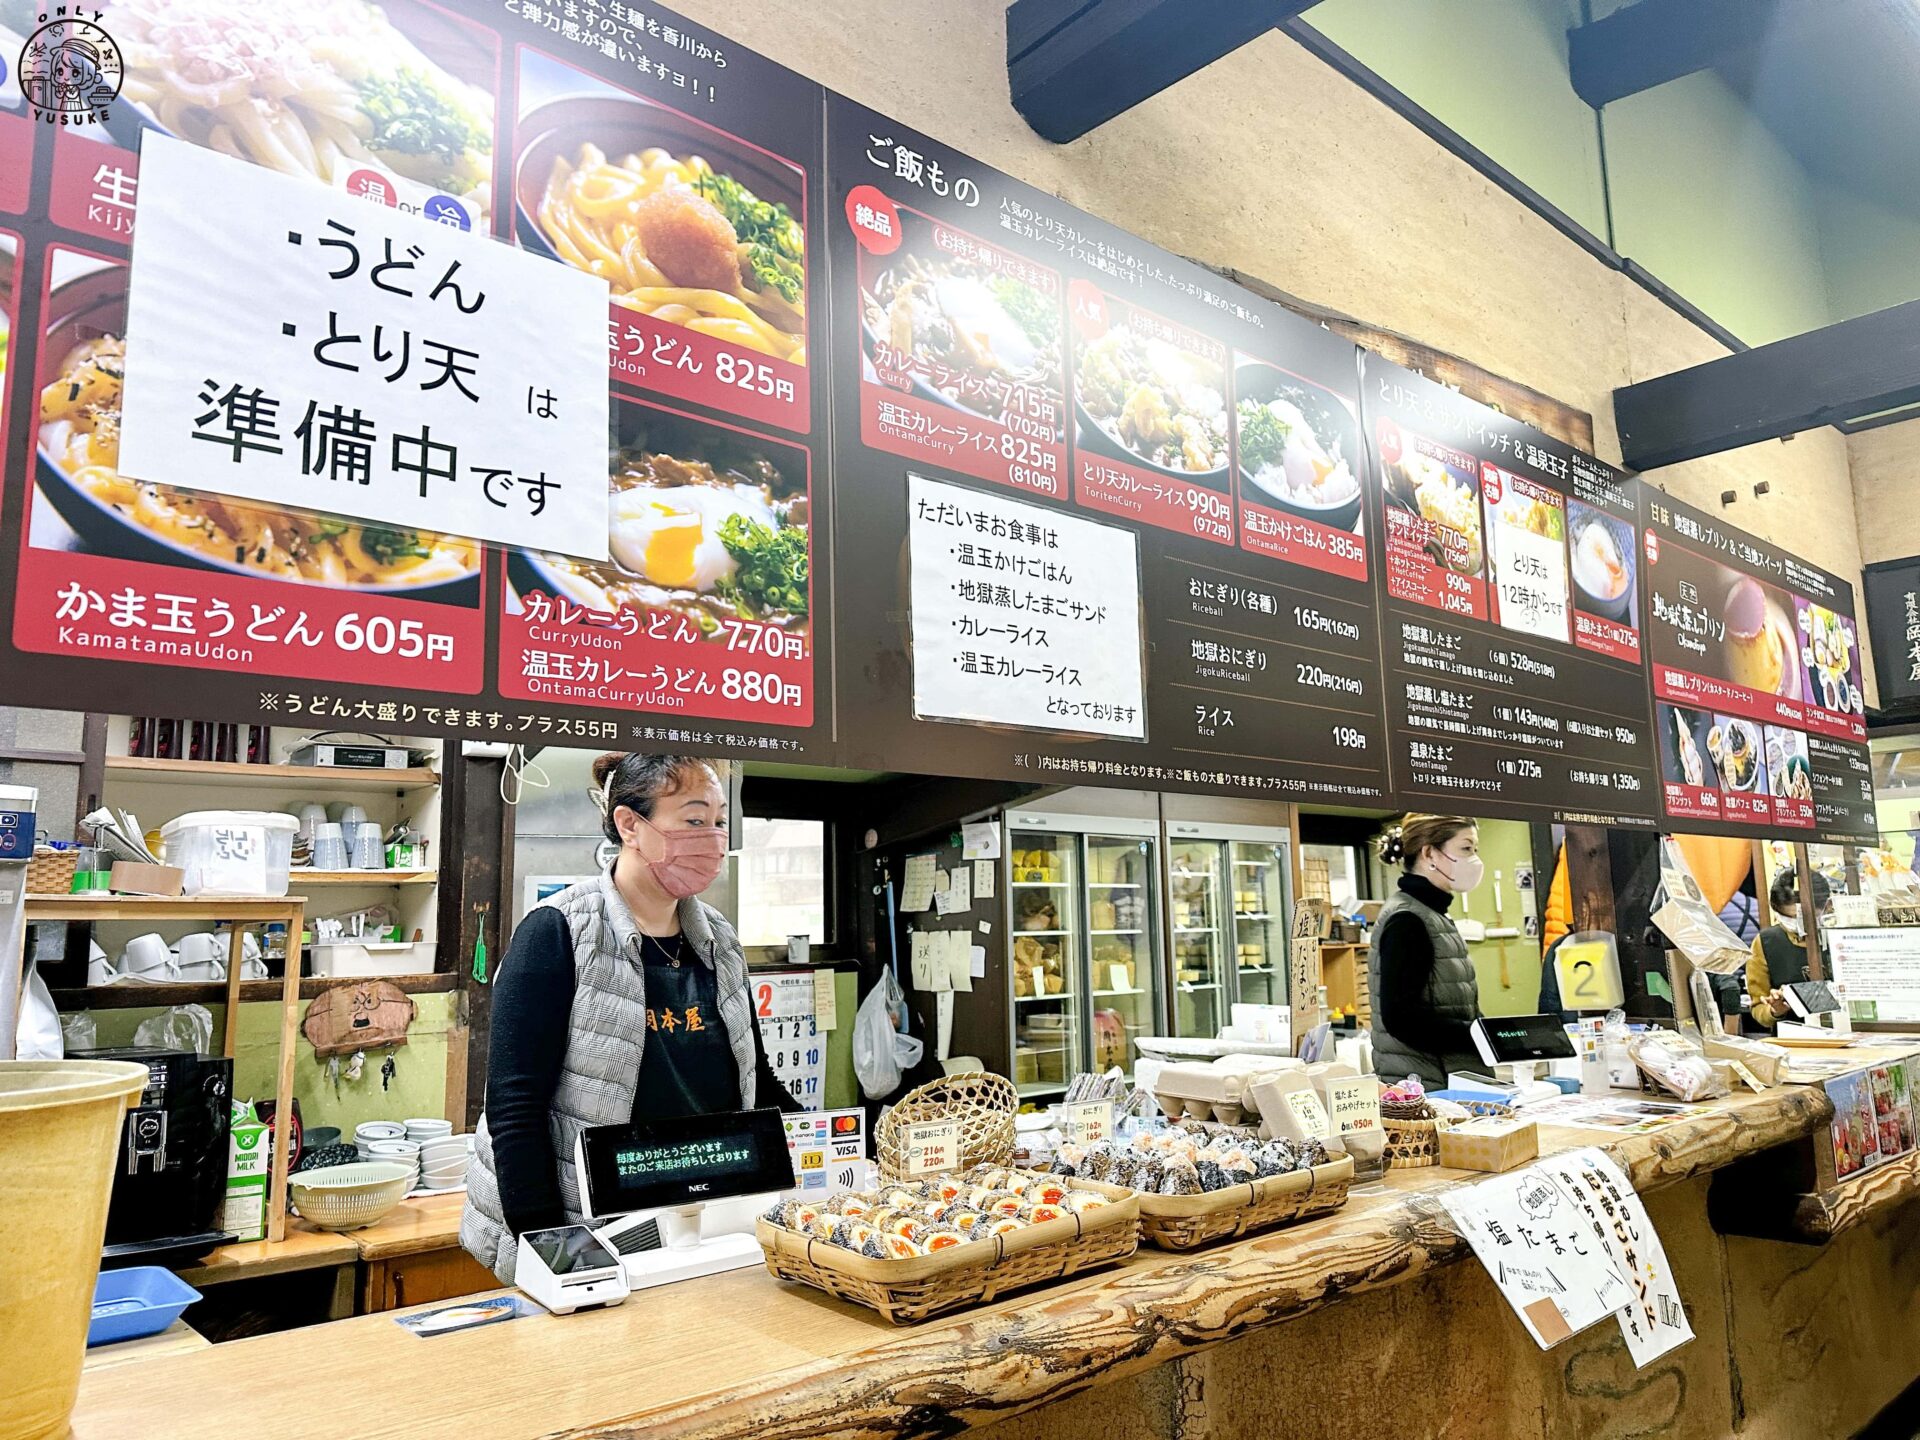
(73, 1082, 1873, 1440)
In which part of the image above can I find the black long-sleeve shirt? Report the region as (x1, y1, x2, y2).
(1374, 874, 1478, 1059)
(485, 906, 800, 1238)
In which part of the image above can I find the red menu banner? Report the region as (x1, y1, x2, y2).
(1642, 491, 1873, 840)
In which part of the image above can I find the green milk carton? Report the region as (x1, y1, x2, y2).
(222, 1100, 271, 1241)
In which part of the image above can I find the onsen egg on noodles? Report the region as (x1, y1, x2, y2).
(609, 482, 779, 592)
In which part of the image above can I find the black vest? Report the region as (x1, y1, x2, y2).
(1369, 883, 1481, 1087)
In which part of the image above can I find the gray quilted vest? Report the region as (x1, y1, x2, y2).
(1368, 883, 1481, 1088)
(461, 872, 758, 1283)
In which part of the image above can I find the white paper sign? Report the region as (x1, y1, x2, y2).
(907, 473, 1145, 738)
(944, 933, 973, 994)
(1064, 1102, 1113, 1145)
(973, 860, 996, 901)
(935, 869, 971, 915)
(1440, 1147, 1692, 1366)
(1439, 1158, 1628, 1349)
(752, 972, 825, 1109)
(903, 1119, 961, 1177)
(962, 822, 1002, 860)
(900, 854, 937, 912)
(1829, 928, 1920, 1021)
(1483, 467, 1570, 643)
(121, 135, 609, 559)
(811, 969, 838, 1031)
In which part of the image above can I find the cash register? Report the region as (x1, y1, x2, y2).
(574, 1107, 798, 1291)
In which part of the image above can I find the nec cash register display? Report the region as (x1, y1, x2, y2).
(578, 1107, 795, 1217)
(1470, 1014, 1577, 1066)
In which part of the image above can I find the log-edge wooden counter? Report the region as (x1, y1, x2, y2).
(70, 1076, 1905, 1440)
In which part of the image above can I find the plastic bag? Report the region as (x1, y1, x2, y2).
(60, 1011, 97, 1054)
(854, 970, 923, 1100)
(15, 965, 63, 1060)
(134, 1004, 215, 1055)
(1627, 1031, 1729, 1102)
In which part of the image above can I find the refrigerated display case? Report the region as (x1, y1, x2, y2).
(1165, 821, 1293, 1030)
(1005, 812, 1162, 1097)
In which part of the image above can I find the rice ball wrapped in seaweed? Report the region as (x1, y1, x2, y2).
(1021, 1201, 1067, 1224)
(1107, 1151, 1143, 1188)
(1133, 1156, 1166, 1194)
(1080, 1142, 1118, 1183)
(1160, 1157, 1203, 1196)
(984, 1191, 1025, 1218)
(779, 1200, 822, 1231)
(1052, 1142, 1086, 1177)
(984, 1216, 1025, 1238)
(1296, 1137, 1330, 1168)
(1195, 1160, 1229, 1192)
(875, 1232, 920, 1260)
(920, 1226, 968, 1253)
(1254, 1141, 1294, 1178)
(1066, 1190, 1111, 1214)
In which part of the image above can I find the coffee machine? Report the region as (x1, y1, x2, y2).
(69, 1047, 233, 1246)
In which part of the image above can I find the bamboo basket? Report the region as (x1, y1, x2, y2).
(757, 1177, 1138, 1324)
(1136, 1154, 1355, 1251)
(25, 849, 78, 896)
(1383, 1117, 1441, 1168)
(875, 1072, 1017, 1183)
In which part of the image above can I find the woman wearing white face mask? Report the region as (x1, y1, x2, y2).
(462, 752, 798, 1284)
(1745, 868, 1831, 1031)
(1368, 815, 1485, 1088)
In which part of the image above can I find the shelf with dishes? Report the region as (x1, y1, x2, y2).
(292, 870, 438, 886)
(53, 973, 457, 1009)
(105, 756, 438, 792)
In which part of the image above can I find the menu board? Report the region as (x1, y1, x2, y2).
(827, 96, 1390, 803)
(1640, 490, 1875, 841)
(0, 0, 1879, 837)
(1363, 358, 1659, 828)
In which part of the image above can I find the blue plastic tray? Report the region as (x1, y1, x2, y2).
(88, 1267, 201, 1347)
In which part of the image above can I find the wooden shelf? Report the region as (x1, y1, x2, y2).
(107, 756, 438, 791)
(296, 869, 438, 886)
(53, 973, 454, 1009)
(26, 894, 309, 922)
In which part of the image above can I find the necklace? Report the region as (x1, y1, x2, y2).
(638, 931, 681, 967)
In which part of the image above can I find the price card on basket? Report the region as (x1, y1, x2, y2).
(1064, 1102, 1113, 1145)
(1324, 1076, 1380, 1137)
(903, 1119, 961, 1177)
(753, 972, 825, 1108)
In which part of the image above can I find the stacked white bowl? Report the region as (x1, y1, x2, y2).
(363, 1137, 421, 1189)
(417, 1132, 470, 1191)
(354, 1120, 404, 1155)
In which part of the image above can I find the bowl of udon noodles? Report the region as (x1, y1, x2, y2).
(33, 264, 482, 599)
(507, 405, 810, 637)
(96, 0, 496, 229)
(514, 93, 808, 366)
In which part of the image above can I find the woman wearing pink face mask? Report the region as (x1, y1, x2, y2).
(1367, 814, 1486, 1089)
(462, 752, 797, 1283)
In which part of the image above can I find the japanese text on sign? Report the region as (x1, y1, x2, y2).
(119, 135, 609, 559)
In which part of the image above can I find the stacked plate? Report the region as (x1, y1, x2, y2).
(418, 1132, 472, 1192)
(362, 1137, 421, 1189)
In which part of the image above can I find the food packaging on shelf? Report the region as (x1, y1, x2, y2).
(1697, 1030, 1789, 1087)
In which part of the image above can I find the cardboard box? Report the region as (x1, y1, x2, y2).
(110, 861, 185, 896)
(221, 1102, 271, 1242)
(1437, 1117, 1539, 1173)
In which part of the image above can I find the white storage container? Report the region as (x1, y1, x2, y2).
(159, 811, 298, 896)
(308, 941, 437, 978)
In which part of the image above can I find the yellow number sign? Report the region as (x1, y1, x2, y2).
(1555, 939, 1624, 1011)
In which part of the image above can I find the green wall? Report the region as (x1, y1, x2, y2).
(78, 993, 460, 1131)
(1818, 181, 1920, 324)
(1305, 1, 1911, 347)
(1601, 71, 1832, 345)
(1307, 0, 1608, 238)
(1453, 819, 1545, 1019)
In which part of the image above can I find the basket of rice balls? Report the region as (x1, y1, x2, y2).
(1045, 1119, 1354, 1252)
(756, 1165, 1139, 1324)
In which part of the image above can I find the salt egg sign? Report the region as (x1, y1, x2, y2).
(120, 135, 609, 559)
